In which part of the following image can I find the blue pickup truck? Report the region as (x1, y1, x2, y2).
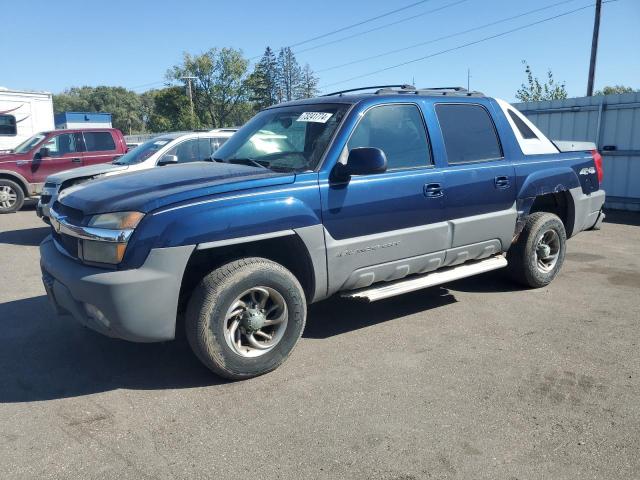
(40, 86, 605, 379)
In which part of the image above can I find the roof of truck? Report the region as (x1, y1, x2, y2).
(271, 86, 489, 108)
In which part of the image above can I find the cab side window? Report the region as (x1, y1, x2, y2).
(83, 131, 116, 151)
(164, 139, 199, 163)
(347, 104, 431, 170)
(436, 104, 503, 164)
(42, 133, 79, 156)
(197, 138, 214, 161)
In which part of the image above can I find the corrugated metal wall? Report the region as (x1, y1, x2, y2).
(514, 92, 640, 211)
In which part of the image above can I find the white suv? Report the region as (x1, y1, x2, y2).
(37, 128, 237, 221)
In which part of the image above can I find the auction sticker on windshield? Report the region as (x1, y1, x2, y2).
(297, 112, 333, 123)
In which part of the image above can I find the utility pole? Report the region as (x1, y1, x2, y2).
(467, 68, 471, 91)
(181, 76, 196, 128)
(586, 0, 602, 96)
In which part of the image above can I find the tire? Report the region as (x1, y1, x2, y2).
(185, 257, 306, 380)
(507, 212, 567, 288)
(0, 179, 25, 214)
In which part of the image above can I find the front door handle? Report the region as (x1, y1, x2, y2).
(494, 176, 510, 189)
(71, 157, 81, 163)
(424, 183, 443, 198)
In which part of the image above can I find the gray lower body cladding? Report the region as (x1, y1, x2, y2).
(40, 236, 194, 342)
(323, 205, 517, 296)
(570, 188, 606, 236)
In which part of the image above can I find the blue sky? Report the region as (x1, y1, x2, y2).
(1, 0, 638, 101)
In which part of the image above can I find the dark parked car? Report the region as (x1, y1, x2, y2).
(0, 128, 127, 213)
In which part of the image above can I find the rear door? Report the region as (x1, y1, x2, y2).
(30, 132, 84, 183)
(82, 131, 120, 166)
(434, 102, 517, 256)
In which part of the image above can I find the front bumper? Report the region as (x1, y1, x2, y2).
(36, 200, 51, 223)
(37, 186, 57, 221)
(40, 236, 194, 342)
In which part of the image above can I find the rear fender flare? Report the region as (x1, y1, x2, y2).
(515, 167, 580, 238)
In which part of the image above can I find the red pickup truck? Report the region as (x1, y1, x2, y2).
(0, 128, 127, 213)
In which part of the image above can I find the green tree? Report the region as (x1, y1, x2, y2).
(141, 87, 195, 132)
(247, 47, 279, 110)
(167, 47, 250, 128)
(594, 85, 636, 95)
(297, 64, 320, 99)
(53, 86, 144, 134)
(276, 47, 302, 102)
(515, 61, 568, 102)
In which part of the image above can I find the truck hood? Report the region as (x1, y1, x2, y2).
(47, 163, 130, 185)
(47, 163, 129, 185)
(57, 162, 294, 216)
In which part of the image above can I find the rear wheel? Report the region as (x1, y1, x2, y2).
(507, 212, 567, 288)
(185, 257, 306, 380)
(0, 179, 24, 214)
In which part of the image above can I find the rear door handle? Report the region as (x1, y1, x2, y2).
(71, 157, 81, 163)
(424, 183, 443, 198)
(494, 176, 510, 189)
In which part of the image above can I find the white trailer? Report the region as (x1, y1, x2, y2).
(0, 87, 55, 152)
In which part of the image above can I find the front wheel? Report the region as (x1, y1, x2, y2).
(185, 258, 306, 380)
(507, 212, 567, 288)
(0, 179, 25, 214)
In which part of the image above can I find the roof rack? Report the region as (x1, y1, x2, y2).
(412, 86, 485, 97)
(323, 85, 484, 97)
(322, 84, 415, 97)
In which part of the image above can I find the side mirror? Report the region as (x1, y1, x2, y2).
(158, 154, 178, 166)
(35, 147, 50, 159)
(333, 147, 387, 181)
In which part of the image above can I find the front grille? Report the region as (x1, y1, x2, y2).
(52, 201, 84, 222)
(53, 231, 79, 258)
(40, 195, 52, 204)
(44, 182, 56, 189)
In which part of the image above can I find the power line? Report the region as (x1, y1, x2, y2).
(249, 0, 436, 60)
(294, 0, 470, 56)
(129, 80, 166, 91)
(288, 0, 434, 49)
(320, 2, 612, 91)
(316, 0, 579, 73)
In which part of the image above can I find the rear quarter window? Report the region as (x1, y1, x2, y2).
(436, 104, 502, 164)
(508, 109, 538, 139)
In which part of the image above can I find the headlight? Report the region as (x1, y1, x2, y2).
(81, 211, 144, 264)
(88, 211, 144, 229)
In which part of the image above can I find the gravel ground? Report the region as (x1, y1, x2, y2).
(1, 205, 639, 480)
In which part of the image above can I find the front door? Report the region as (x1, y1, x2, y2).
(320, 103, 449, 294)
(30, 132, 84, 184)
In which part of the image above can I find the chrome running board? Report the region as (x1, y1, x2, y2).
(341, 254, 508, 302)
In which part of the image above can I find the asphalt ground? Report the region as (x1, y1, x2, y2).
(1, 204, 639, 479)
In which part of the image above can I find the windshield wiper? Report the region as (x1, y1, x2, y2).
(217, 157, 269, 170)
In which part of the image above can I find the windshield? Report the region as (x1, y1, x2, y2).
(12, 133, 47, 153)
(113, 137, 173, 165)
(213, 103, 350, 172)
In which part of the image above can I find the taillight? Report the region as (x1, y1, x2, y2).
(591, 149, 603, 183)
